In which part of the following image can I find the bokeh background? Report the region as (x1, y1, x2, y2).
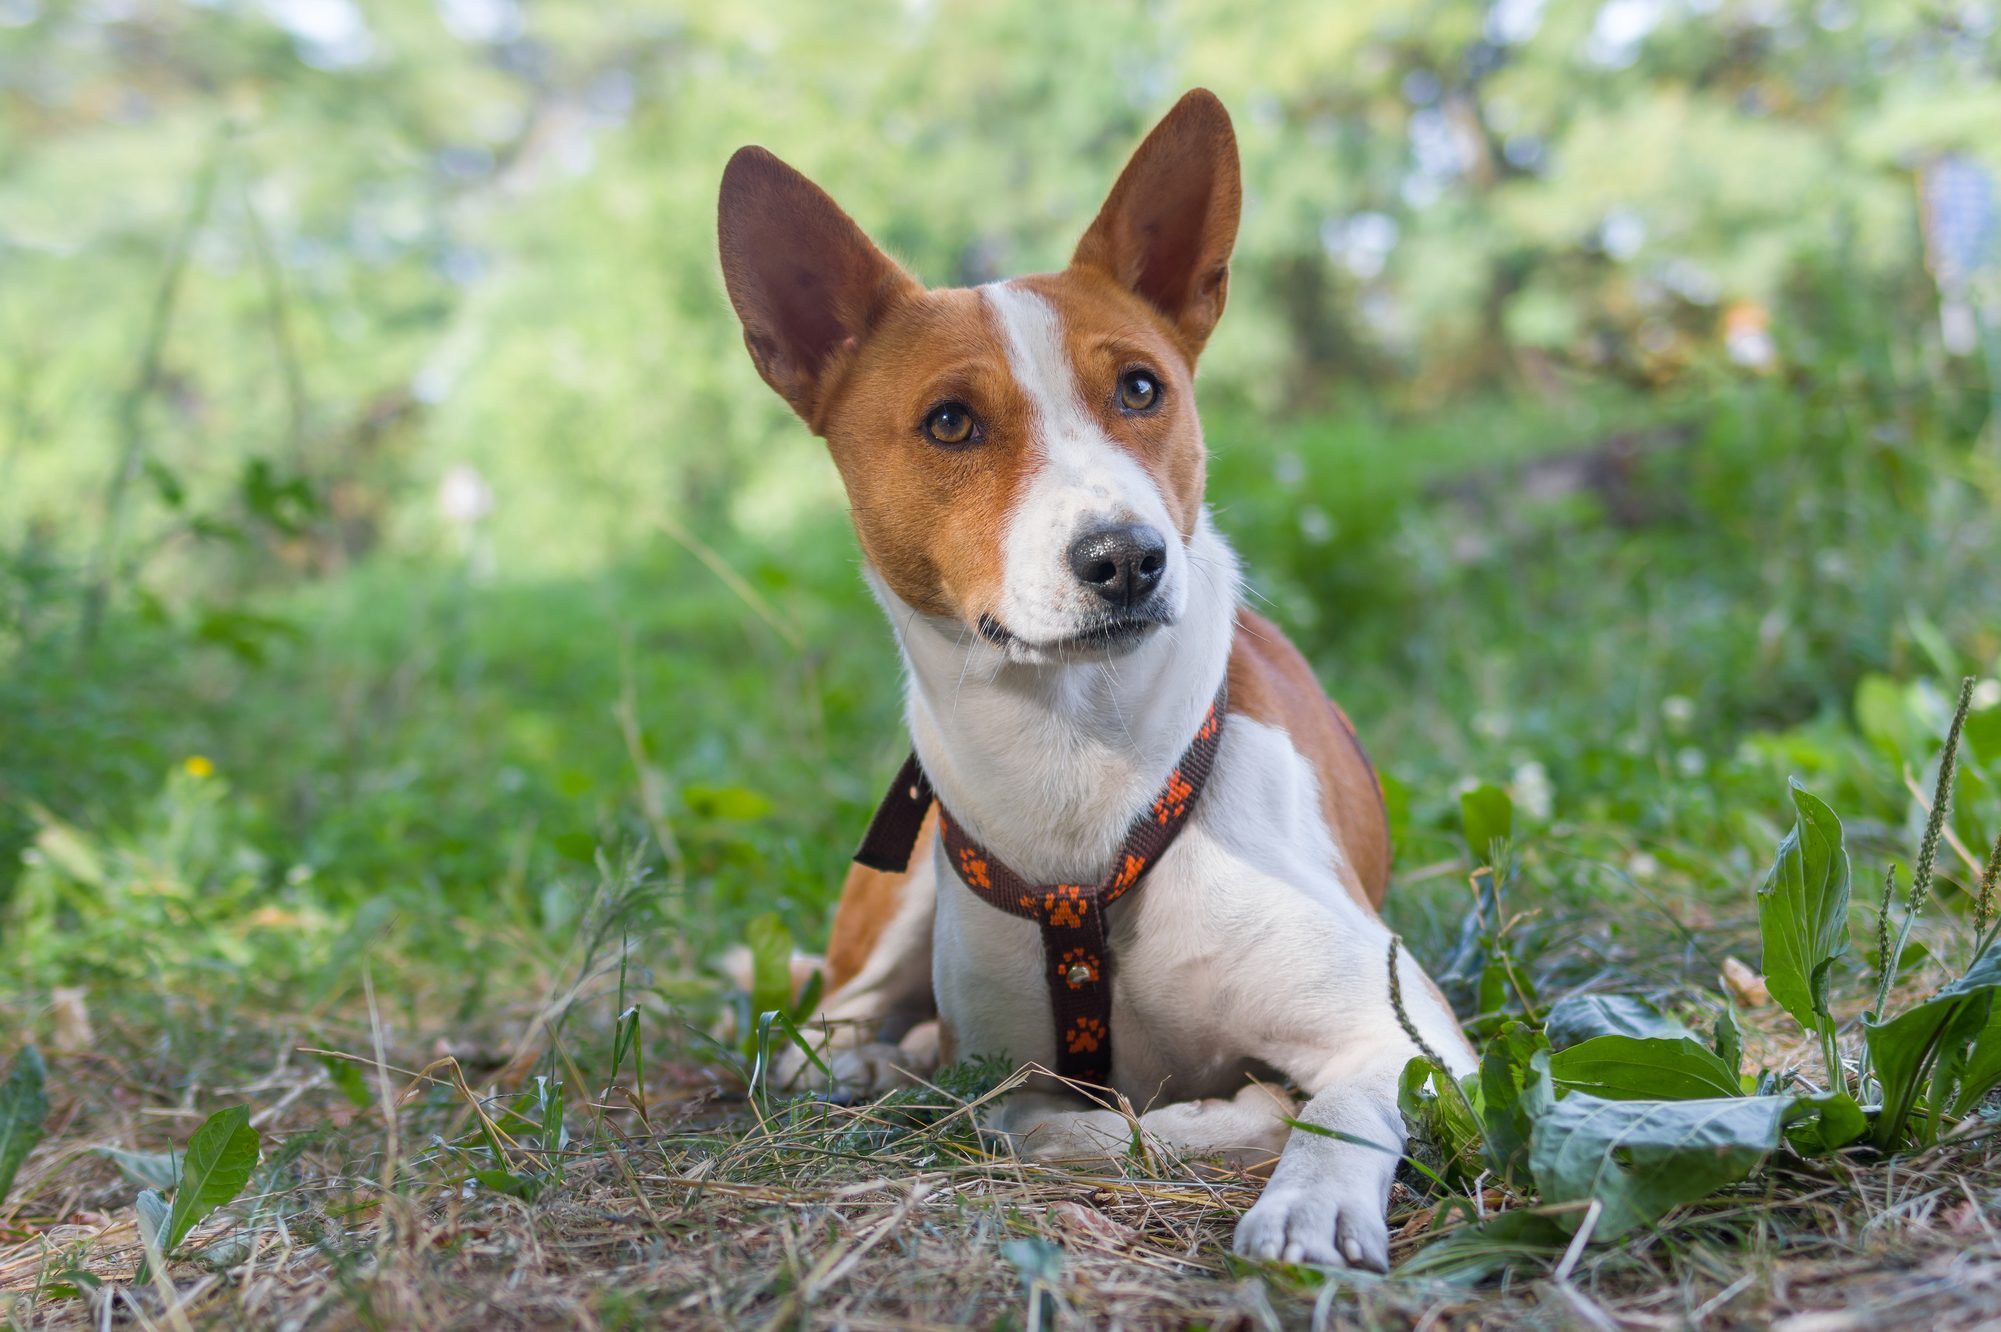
(4, 0, 2000, 1003)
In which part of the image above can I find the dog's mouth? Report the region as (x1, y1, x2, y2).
(976, 606, 1172, 659)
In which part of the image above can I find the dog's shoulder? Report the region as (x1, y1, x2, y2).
(1224, 607, 1391, 908)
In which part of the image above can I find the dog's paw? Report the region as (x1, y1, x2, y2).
(1232, 1180, 1391, 1272)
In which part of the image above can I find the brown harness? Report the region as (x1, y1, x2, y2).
(853, 684, 1228, 1084)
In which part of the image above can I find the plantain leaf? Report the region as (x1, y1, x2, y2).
(1755, 782, 1851, 1037)
(161, 1106, 261, 1252)
(1550, 1035, 1743, 1101)
(0, 1046, 50, 1208)
(1544, 994, 1693, 1049)
(1526, 1053, 1794, 1239)
(1866, 946, 2001, 1145)
(1948, 1004, 2001, 1117)
(1785, 1090, 1868, 1154)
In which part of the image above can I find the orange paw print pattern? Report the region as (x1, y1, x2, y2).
(1109, 853, 1145, 895)
(957, 847, 991, 890)
(1043, 884, 1089, 928)
(1066, 1016, 1107, 1054)
(1152, 769, 1195, 825)
(1058, 947, 1100, 988)
(1197, 705, 1220, 741)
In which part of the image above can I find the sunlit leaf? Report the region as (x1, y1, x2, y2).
(1866, 947, 2001, 1145)
(161, 1106, 261, 1252)
(1549, 1035, 1742, 1101)
(1756, 782, 1851, 1037)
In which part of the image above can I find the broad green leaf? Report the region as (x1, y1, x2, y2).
(1544, 994, 1694, 1049)
(1549, 1035, 1742, 1101)
(1866, 946, 2001, 1146)
(161, 1106, 261, 1252)
(1785, 1091, 1868, 1154)
(1478, 1022, 1551, 1182)
(94, 1147, 181, 1193)
(1948, 1003, 2001, 1118)
(1755, 782, 1851, 1037)
(1460, 784, 1513, 864)
(0, 1046, 50, 1207)
(1527, 1055, 1794, 1239)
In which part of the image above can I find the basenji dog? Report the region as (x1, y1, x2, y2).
(717, 88, 1474, 1270)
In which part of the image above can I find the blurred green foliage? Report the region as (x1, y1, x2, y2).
(1, 1, 1999, 1010)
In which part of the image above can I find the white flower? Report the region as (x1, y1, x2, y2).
(1511, 760, 1554, 821)
(438, 464, 493, 525)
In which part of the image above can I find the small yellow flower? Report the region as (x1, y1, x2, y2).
(183, 755, 216, 779)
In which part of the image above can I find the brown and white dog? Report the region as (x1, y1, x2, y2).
(717, 89, 1473, 1270)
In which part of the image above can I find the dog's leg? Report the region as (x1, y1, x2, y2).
(1229, 1057, 1407, 1271)
(989, 1083, 1297, 1166)
(776, 839, 940, 1097)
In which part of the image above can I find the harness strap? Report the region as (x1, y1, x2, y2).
(852, 683, 1228, 1084)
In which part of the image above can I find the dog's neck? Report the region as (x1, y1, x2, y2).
(870, 514, 1239, 886)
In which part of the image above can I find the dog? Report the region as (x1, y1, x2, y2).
(717, 88, 1474, 1270)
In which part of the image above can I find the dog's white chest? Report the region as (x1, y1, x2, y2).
(930, 715, 1386, 1100)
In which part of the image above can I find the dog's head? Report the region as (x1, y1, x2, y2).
(718, 90, 1239, 664)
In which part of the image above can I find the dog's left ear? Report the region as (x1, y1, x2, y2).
(1072, 88, 1242, 360)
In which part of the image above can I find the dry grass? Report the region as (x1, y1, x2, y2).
(3, 976, 1999, 1332)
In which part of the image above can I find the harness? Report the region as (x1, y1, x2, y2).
(853, 683, 1228, 1084)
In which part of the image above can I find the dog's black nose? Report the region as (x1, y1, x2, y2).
(1067, 523, 1167, 608)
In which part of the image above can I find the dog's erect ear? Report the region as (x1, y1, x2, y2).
(1072, 89, 1242, 360)
(719, 147, 919, 426)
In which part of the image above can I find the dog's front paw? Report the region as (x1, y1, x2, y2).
(1232, 1179, 1391, 1272)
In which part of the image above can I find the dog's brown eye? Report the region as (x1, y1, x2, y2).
(1118, 369, 1160, 413)
(923, 402, 978, 446)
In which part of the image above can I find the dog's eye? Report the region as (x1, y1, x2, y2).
(1117, 369, 1161, 413)
(923, 402, 980, 446)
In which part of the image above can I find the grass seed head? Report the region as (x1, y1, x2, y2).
(1907, 676, 1975, 920)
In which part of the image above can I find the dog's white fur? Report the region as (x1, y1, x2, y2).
(985, 283, 1193, 658)
(811, 280, 1475, 1270)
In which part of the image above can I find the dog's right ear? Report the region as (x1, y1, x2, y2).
(718, 147, 919, 428)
